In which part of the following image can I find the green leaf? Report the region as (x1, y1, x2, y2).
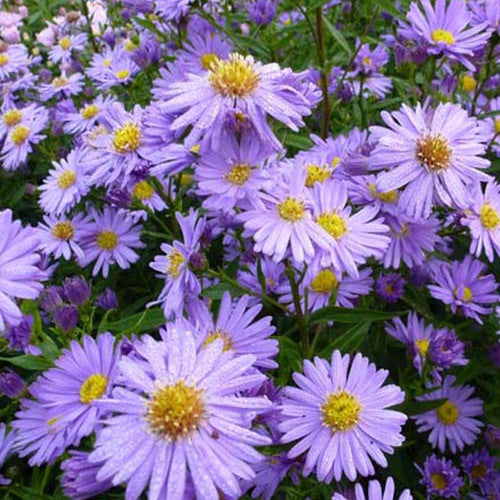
(332, 321, 371, 352)
(322, 17, 352, 57)
(276, 337, 302, 385)
(310, 306, 406, 324)
(283, 133, 313, 151)
(370, 0, 400, 17)
(398, 398, 447, 415)
(202, 282, 245, 300)
(98, 308, 165, 335)
(0, 355, 53, 371)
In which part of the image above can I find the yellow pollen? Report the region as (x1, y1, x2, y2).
(0, 53, 9, 66)
(147, 381, 205, 440)
(368, 183, 398, 203)
(47, 417, 58, 426)
(167, 250, 185, 278)
(415, 339, 430, 356)
(432, 29, 455, 45)
(321, 390, 362, 432)
(132, 180, 154, 201)
(124, 40, 137, 51)
(209, 54, 259, 98)
(454, 286, 473, 303)
(317, 212, 347, 239)
(180, 173, 193, 186)
(81, 104, 99, 120)
(3, 109, 22, 127)
(431, 473, 448, 490)
(51, 221, 74, 241)
(102, 58, 111, 67)
(113, 122, 142, 153)
(495, 118, 500, 135)
(305, 164, 331, 187)
(200, 52, 219, 70)
(57, 170, 77, 189)
(479, 203, 499, 230)
(471, 463, 488, 479)
(58, 37, 72, 50)
(190, 144, 201, 154)
(462, 74, 476, 92)
(79, 373, 108, 404)
(416, 134, 451, 172)
(225, 163, 251, 186)
(52, 76, 68, 88)
(310, 270, 338, 294)
(436, 400, 459, 425)
(235, 112, 246, 123)
(362, 56, 372, 66)
(96, 230, 118, 250)
(10, 125, 30, 145)
(203, 329, 233, 351)
(331, 157, 341, 167)
(116, 69, 130, 80)
(277, 197, 305, 222)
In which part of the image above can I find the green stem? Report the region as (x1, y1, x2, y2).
(81, 0, 98, 52)
(286, 265, 310, 358)
(315, 8, 331, 138)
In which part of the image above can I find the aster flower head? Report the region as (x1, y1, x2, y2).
(0, 369, 25, 398)
(89, 324, 272, 500)
(37, 213, 86, 260)
(0, 423, 15, 485)
(428, 255, 498, 324)
(428, 327, 467, 370)
(3, 314, 41, 355)
(399, 0, 491, 70)
(413, 375, 483, 453)
(48, 32, 87, 64)
(332, 477, 413, 500)
(0, 43, 29, 80)
(371, 102, 491, 218)
(417, 454, 464, 498)
(63, 95, 115, 135)
(376, 273, 406, 303)
(280, 350, 407, 482)
(78, 206, 144, 278)
(39, 71, 84, 101)
(461, 447, 497, 493)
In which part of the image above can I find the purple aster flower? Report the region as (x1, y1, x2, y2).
(0, 423, 15, 485)
(0, 103, 47, 140)
(348, 174, 400, 211)
(247, 0, 278, 25)
(62, 276, 91, 306)
(128, 177, 167, 212)
(155, 0, 197, 21)
(3, 314, 40, 355)
(332, 477, 413, 500)
(37, 213, 86, 260)
(0, 369, 25, 398)
(48, 33, 87, 64)
(53, 304, 79, 332)
(95, 287, 118, 310)
(13, 333, 119, 465)
(39, 71, 84, 101)
(149, 209, 205, 319)
(237, 256, 286, 299)
(485, 424, 500, 449)
(280, 350, 407, 482)
(39, 147, 90, 215)
(428, 327, 467, 370)
(88, 324, 272, 500)
(61, 450, 112, 500)
(62, 95, 115, 135)
(428, 255, 498, 324)
(353, 42, 390, 76)
(376, 273, 406, 303)
(78, 206, 144, 278)
(40, 286, 64, 314)
(417, 454, 464, 498)
(398, 0, 491, 71)
(462, 447, 497, 493)
(462, 180, 500, 262)
(413, 375, 483, 453)
(371, 103, 491, 218)
(0, 210, 46, 331)
(189, 291, 278, 370)
(471, 0, 500, 33)
(161, 53, 316, 150)
(0, 43, 28, 80)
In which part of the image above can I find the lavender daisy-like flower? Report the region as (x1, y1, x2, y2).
(371, 103, 491, 218)
(48, 33, 87, 64)
(417, 454, 464, 498)
(190, 291, 278, 370)
(413, 375, 483, 453)
(399, 0, 491, 71)
(39, 147, 90, 215)
(0, 369, 25, 398)
(88, 325, 272, 500)
(37, 213, 86, 260)
(332, 477, 413, 500)
(63, 95, 114, 135)
(0, 209, 46, 331)
(39, 71, 84, 101)
(428, 255, 498, 324)
(3, 314, 40, 355)
(0, 43, 29, 80)
(428, 327, 467, 370)
(376, 273, 406, 303)
(78, 206, 144, 278)
(280, 350, 407, 482)
(0, 423, 15, 485)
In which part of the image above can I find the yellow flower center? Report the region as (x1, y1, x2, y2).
(362, 56, 372, 66)
(124, 40, 137, 52)
(310, 269, 338, 294)
(102, 58, 111, 67)
(132, 180, 154, 201)
(79, 373, 108, 404)
(432, 29, 455, 45)
(47, 417, 58, 426)
(368, 183, 398, 203)
(52, 76, 68, 88)
(471, 463, 488, 479)
(203, 329, 233, 351)
(431, 473, 448, 490)
(167, 250, 185, 278)
(113, 122, 142, 153)
(116, 69, 130, 80)
(277, 197, 305, 222)
(58, 37, 72, 50)
(331, 157, 341, 167)
(190, 144, 201, 154)
(454, 286, 473, 303)
(180, 173, 193, 186)
(321, 390, 362, 432)
(81, 104, 99, 120)
(495, 118, 500, 135)
(479, 203, 499, 230)
(147, 381, 205, 440)
(415, 339, 430, 356)
(225, 163, 251, 186)
(209, 54, 259, 98)
(305, 164, 331, 187)
(0, 53, 9, 66)
(317, 212, 347, 239)
(57, 170, 77, 189)
(96, 230, 118, 250)
(200, 52, 219, 70)
(10, 125, 30, 145)
(51, 221, 75, 241)
(3, 109, 22, 127)
(436, 400, 459, 425)
(462, 74, 476, 92)
(416, 134, 451, 172)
